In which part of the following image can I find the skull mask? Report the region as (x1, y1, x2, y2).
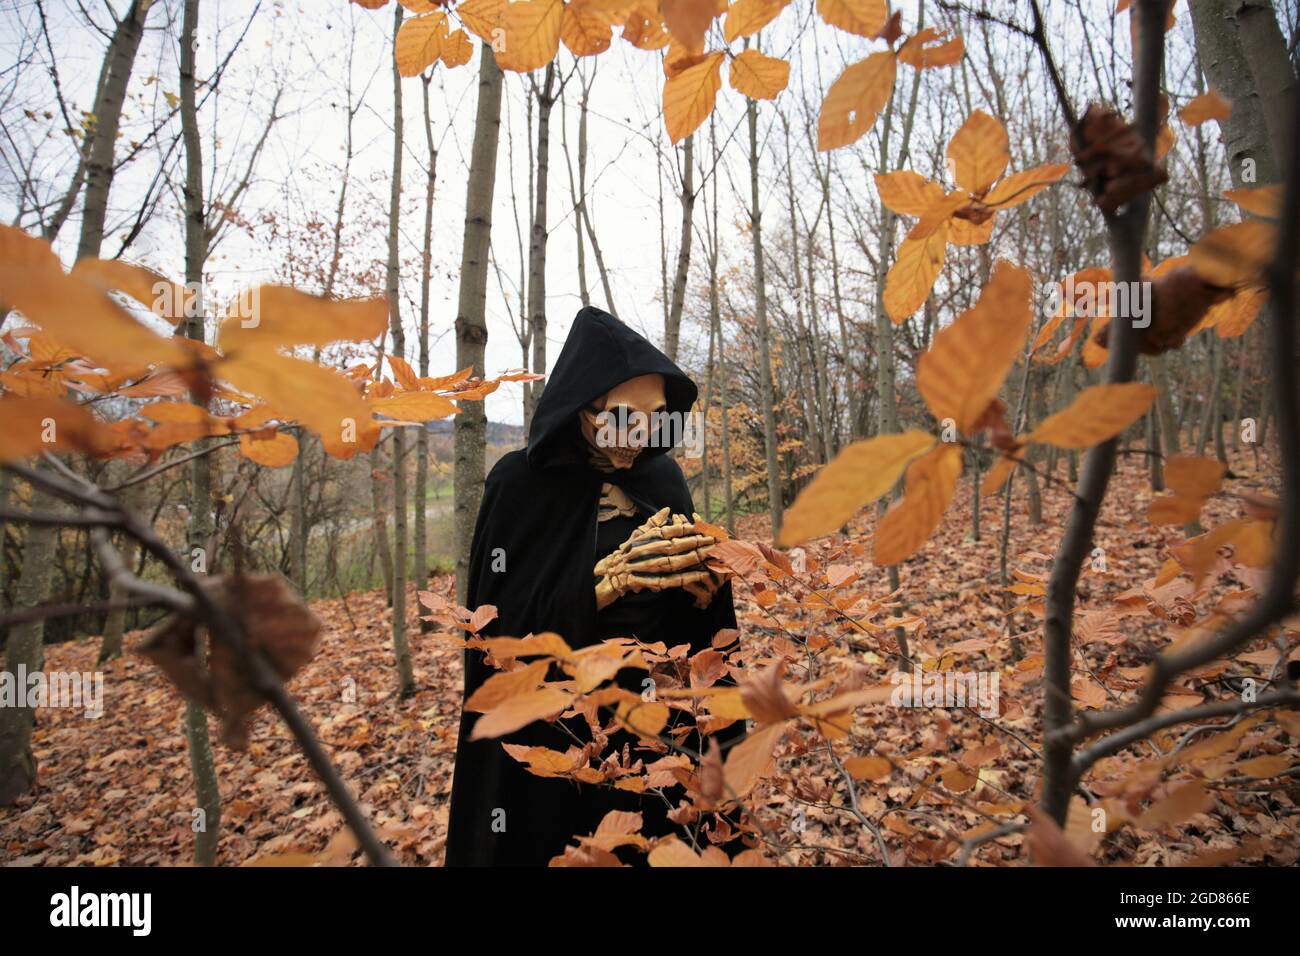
(577, 372, 667, 470)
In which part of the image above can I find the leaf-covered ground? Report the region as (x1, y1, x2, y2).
(2, 446, 1296, 866)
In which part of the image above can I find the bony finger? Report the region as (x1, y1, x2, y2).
(626, 572, 673, 592)
(626, 545, 706, 568)
(636, 551, 708, 573)
(623, 556, 684, 575)
(674, 568, 714, 587)
(627, 534, 716, 557)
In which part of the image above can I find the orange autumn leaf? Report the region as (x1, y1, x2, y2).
(1137, 780, 1212, 829)
(778, 429, 937, 545)
(728, 49, 790, 100)
(496, 0, 564, 73)
(897, 28, 964, 68)
(875, 170, 946, 217)
(0, 395, 117, 462)
(722, 722, 785, 799)
(1224, 184, 1282, 218)
(395, 11, 449, 76)
(663, 51, 724, 143)
(1178, 90, 1232, 126)
(817, 50, 896, 151)
(470, 686, 572, 740)
(0, 225, 190, 376)
(1022, 383, 1157, 449)
(369, 390, 460, 421)
(660, 0, 722, 52)
(561, 3, 614, 56)
(724, 0, 791, 43)
(815, 0, 887, 39)
(946, 109, 1009, 196)
(873, 442, 963, 566)
(70, 257, 190, 327)
(239, 430, 299, 468)
(217, 286, 388, 350)
(915, 260, 1032, 433)
(982, 163, 1072, 208)
(1189, 220, 1276, 287)
(456, 0, 506, 43)
(883, 226, 947, 322)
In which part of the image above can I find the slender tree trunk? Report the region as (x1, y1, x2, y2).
(0, 472, 55, 805)
(746, 93, 782, 539)
(98, 473, 141, 663)
(1041, 0, 1167, 827)
(386, 4, 414, 696)
(523, 63, 555, 434)
(574, 65, 617, 314)
(1197, 338, 1225, 458)
(706, 117, 733, 534)
(453, 43, 503, 606)
(1230, 334, 1248, 449)
(665, 134, 694, 362)
(370, 443, 395, 604)
(872, 49, 924, 672)
(289, 448, 307, 592)
(1148, 408, 1166, 490)
(179, 0, 220, 866)
(415, 73, 439, 626)
(291, 49, 358, 599)
(75, 0, 152, 261)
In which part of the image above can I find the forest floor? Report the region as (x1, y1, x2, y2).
(2, 444, 1296, 866)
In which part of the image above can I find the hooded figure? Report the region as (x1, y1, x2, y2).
(443, 305, 745, 867)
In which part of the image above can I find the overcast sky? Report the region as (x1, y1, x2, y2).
(3, 0, 1278, 425)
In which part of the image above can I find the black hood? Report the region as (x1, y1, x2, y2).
(526, 305, 697, 470)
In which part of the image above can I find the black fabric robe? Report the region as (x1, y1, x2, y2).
(443, 306, 744, 867)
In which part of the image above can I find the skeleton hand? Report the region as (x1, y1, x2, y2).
(594, 508, 726, 610)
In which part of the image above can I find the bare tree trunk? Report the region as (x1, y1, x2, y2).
(415, 72, 439, 626)
(453, 44, 503, 606)
(386, 4, 413, 697)
(665, 134, 694, 362)
(289, 448, 307, 592)
(75, 0, 152, 261)
(179, 0, 220, 866)
(289, 40, 357, 598)
(1151, 355, 1181, 453)
(873, 45, 924, 672)
(523, 63, 555, 435)
(698, 117, 718, 519)
(0, 471, 54, 805)
(746, 93, 782, 539)
(578, 80, 616, 313)
(704, 116, 733, 534)
(780, 113, 827, 466)
(1230, 334, 1248, 449)
(1197, 337, 1225, 458)
(370, 444, 395, 606)
(98, 472, 141, 663)
(1148, 407, 1165, 490)
(1188, 0, 1294, 187)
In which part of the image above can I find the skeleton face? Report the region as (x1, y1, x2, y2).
(578, 373, 667, 469)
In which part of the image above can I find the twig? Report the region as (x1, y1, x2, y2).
(1038, 0, 1171, 827)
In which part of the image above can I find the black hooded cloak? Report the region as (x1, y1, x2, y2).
(442, 305, 745, 867)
